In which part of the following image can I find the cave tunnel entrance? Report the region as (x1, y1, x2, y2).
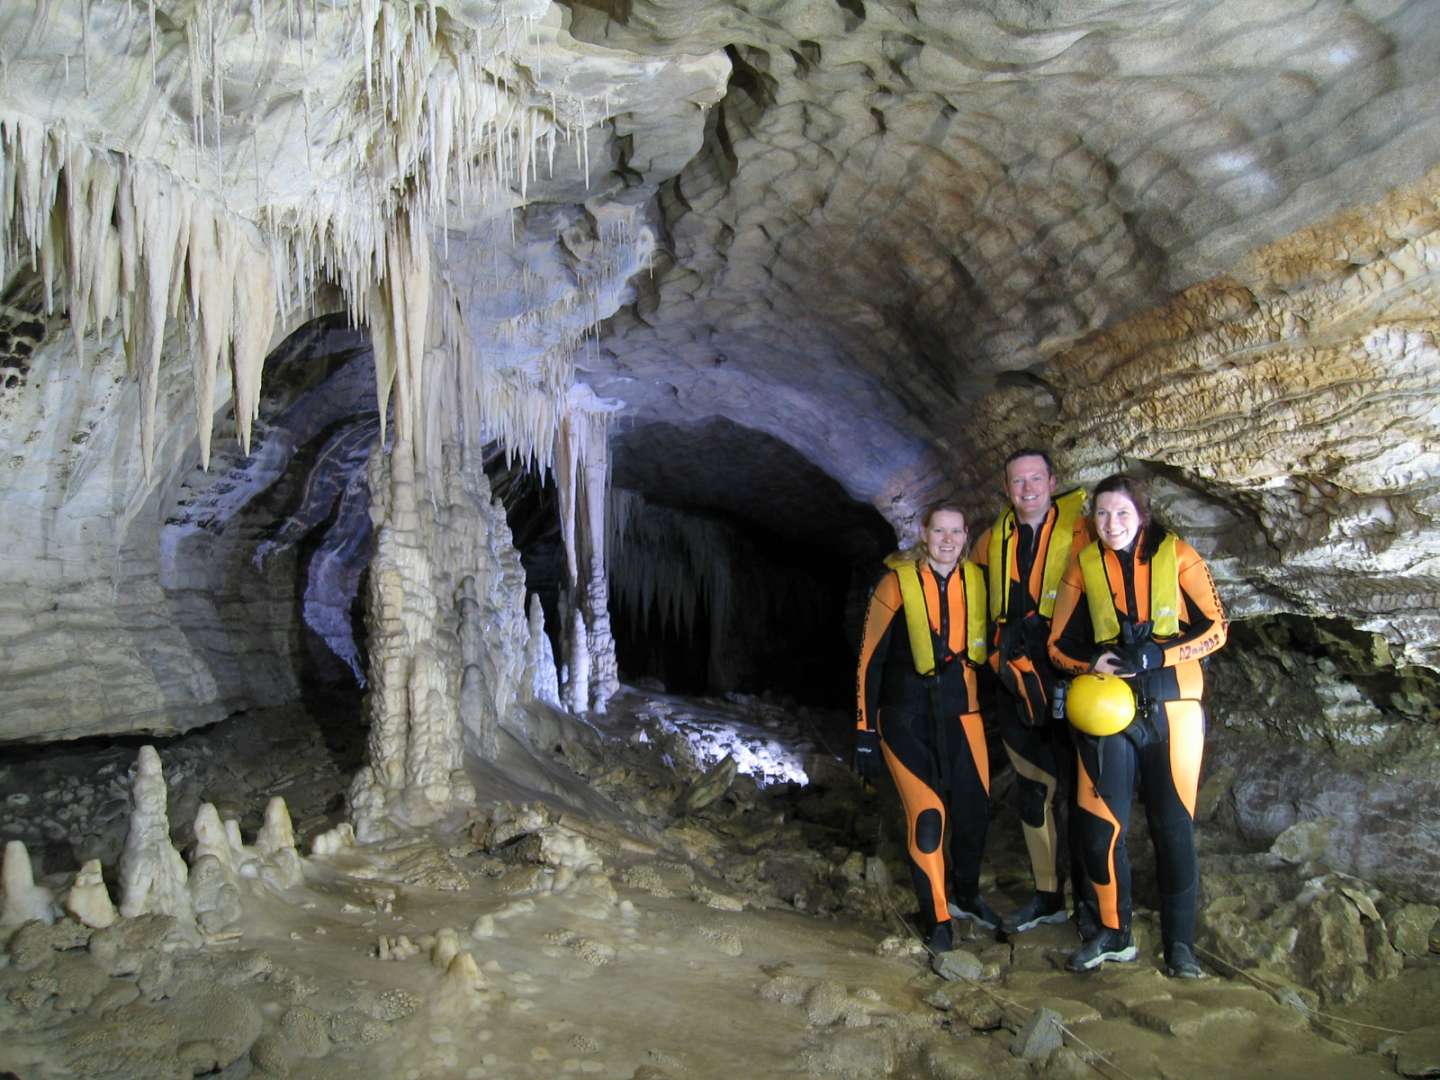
(491, 417, 897, 712)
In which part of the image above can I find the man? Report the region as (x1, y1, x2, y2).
(971, 449, 1092, 936)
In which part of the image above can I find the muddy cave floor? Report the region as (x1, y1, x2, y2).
(1, 690, 1439, 1079)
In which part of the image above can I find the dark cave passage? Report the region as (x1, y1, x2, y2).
(490, 416, 896, 711)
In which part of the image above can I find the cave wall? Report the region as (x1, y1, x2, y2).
(951, 170, 1440, 663)
(0, 278, 303, 742)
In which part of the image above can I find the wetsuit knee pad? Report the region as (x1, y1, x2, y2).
(1017, 774, 1050, 828)
(1075, 808, 1116, 882)
(915, 808, 943, 854)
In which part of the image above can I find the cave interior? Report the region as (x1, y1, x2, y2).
(2, 0, 1440, 1077)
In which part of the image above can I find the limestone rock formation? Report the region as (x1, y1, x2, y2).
(118, 747, 193, 926)
(1, 840, 57, 928)
(64, 859, 118, 930)
(349, 440, 529, 838)
(525, 593, 563, 708)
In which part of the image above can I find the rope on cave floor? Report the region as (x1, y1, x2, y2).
(876, 885, 1141, 1080)
(1190, 942, 1408, 1037)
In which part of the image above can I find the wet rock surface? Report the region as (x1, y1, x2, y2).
(0, 688, 1435, 1078)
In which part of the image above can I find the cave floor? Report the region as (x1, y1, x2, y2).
(1, 690, 1435, 1078)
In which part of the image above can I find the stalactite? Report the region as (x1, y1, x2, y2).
(608, 490, 735, 644)
(0, 0, 623, 481)
(185, 203, 232, 469)
(556, 412, 581, 586)
(230, 242, 277, 456)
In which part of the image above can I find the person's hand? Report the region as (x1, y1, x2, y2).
(1108, 620, 1164, 674)
(1093, 651, 1126, 675)
(853, 730, 883, 786)
(1117, 640, 1164, 673)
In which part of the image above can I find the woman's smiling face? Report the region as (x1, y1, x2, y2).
(922, 510, 967, 571)
(1094, 491, 1142, 552)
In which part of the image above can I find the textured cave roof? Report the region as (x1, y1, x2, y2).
(9, 0, 1436, 520)
(4, 0, 1440, 644)
(568, 0, 1440, 513)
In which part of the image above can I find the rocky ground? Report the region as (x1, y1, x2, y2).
(1, 689, 1439, 1079)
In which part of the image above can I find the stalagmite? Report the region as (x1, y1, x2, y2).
(118, 746, 194, 924)
(192, 802, 241, 877)
(525, 593, 561, 707)
(310, 822, 356, 857)
(256, 796, 297, 856)
(445, 950, 484, 991)
(190, 803, 244, 936)
(64, 859, 117, 929)
(431, 926, 462, 971)
(565, 607, 590, 714)
(1, 840, 58, 928)
(253, 796, 304, 890)
(351, 439, 526, 839)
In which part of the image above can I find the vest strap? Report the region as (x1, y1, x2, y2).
(1039, 489, 1086, 618)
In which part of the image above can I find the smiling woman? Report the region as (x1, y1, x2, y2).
(1048, 473, 1229, 978)
(854, 502, 1000, 951)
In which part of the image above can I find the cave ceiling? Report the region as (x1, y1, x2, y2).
(4, 0, 1440, 696)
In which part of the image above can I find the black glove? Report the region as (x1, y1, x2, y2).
(853, 730, 883, 786)
(1112, 620, 1164, 674)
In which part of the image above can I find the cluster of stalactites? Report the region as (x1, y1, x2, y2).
(0, 120, 278, 476)
(606, 488, 736, 644)
(0, 0, 621, 483)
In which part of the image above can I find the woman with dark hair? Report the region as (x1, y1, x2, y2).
(855, 503, 1000, 952)
(1047, 475, 1227, 977)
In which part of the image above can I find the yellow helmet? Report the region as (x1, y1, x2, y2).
(1066, 673, 1136, 736)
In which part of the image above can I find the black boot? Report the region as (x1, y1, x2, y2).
(1165, 942, 1203, 978)
(1002, 890, 1068, 935)
(928, 919, 955, 953)
(1067, 926, 1137, 972)
(1073, 898, 1101, 943)
(947, 893, 1001, 931)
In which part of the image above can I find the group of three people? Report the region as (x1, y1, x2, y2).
(855, 451, 1228, 977)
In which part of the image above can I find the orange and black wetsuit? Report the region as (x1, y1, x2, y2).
(972, 498, 1090, 904)
(857, 558, 990, 932)
(1048, 528, 1227, 955)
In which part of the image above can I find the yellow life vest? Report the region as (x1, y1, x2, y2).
(987, 488, 1086, 622)
(885, 554, 987, 675)
(1077, 533, 1180, 642)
